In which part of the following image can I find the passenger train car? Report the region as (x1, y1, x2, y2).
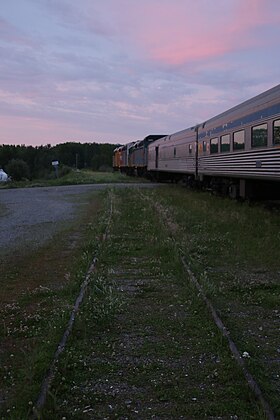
(114, 84, 280, 198)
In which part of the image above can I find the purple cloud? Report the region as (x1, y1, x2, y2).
(0, 0, 279, 145)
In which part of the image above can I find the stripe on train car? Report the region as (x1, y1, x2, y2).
(199, 148, 280, 179)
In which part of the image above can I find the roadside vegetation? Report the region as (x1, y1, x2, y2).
(0, 186, 279, 418)
(0, 169, 142, 189)
(0, 190, 110, 418)
(146, 186, 280, 415)
(0, 142, 118, 180)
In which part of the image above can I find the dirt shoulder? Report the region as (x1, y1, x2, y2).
(0, 184, 158, 257)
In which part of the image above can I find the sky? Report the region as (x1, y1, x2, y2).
(0, 0, 280, 146)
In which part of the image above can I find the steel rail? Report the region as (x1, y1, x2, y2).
(142, 192, 275, 420)
(32, 192, 114, 419)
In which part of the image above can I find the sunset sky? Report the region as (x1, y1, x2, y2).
(1, 0, 280, 146)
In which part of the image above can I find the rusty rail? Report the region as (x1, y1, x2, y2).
(32, 192, 114, 418)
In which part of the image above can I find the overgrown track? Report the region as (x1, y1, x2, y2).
(42, 188, 277, 419)
(0, 188, 113, 418)
(2, 186, 278, 418)
(33, 192, 114, 417)
(143, 193, 276, 420)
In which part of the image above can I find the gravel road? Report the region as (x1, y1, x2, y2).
(0, 183, 157, 257)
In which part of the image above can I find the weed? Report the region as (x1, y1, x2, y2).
(42, 188, 268, 419)
(0, 190, 109, 418)
(0, 169, 144, 189)
(1, 186, 279, 418)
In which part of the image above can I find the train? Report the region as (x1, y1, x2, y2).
(113, 135, 166, 177)
(113, 84, 280, 199)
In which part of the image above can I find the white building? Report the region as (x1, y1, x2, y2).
(0, 169, 8, 182)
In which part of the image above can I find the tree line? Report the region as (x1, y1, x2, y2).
(0, 142, 119, 180)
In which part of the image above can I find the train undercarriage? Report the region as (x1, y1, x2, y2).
(147, 169, 280, 200)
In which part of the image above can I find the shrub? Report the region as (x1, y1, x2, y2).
(5, 159, 30, 181)
(99, 164, 113, 172)
(58, 165, 72, 178)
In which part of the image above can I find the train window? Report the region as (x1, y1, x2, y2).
(273, 120, 280, 144)
(252, 123, 267, 147)
(189, 144, 192, 154)
(203, 141, 207, 152)
(233, 130, 245, 150)
(210, 137, 218, 153)
(220, 134, 230, 152)
(174, 147, 176, 157)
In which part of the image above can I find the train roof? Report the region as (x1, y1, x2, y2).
(143, 134, 167, 141)
(202, 83, 280, 129)
(135, 134, 168, 148)
(149, 84, 280, 146)
(120, 84, 280, 150)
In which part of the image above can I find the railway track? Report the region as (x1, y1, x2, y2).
(39, 187, 277, 419)
(32, 192, 114, 418)
(143, 193, 276, 420)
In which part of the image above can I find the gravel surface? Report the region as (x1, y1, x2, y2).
(0, 183, 157, 257)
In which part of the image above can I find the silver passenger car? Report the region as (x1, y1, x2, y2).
(148, 84, 280, 198)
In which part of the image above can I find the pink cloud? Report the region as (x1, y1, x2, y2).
(0, 115, 82, 145)
(0, 17, 36, 47)
(103, 0, 280, 66)
(0, 114, 121, 146)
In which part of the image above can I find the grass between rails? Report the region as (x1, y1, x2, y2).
(0, 169, 145, 189)
(1, 185, 279, 418)
(0, 190, 111, 419)
(146, 186, 280, 416)
(43, 188, 267, 419)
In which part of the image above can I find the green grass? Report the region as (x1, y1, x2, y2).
(42, 188, 269, 419)
(0, 169, 145, 189)
(146, 186, 280, 414)
(0, 190, 111, 419)
(1, 185, 279, 418)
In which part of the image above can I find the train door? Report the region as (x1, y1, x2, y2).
(155, 146, 159, 169)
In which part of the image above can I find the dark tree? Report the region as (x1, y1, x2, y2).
(5, 159, 30, 181)
(0, 141, 119, 179)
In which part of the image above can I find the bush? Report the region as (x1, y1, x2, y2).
(99, 164, 113, 172)
(58, 164, 72, 177)
(5, 159, 30, 181)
